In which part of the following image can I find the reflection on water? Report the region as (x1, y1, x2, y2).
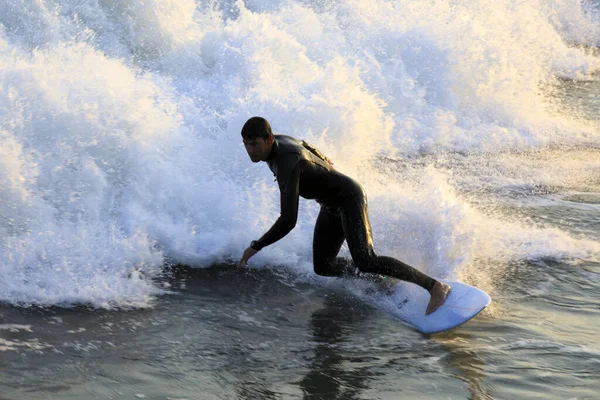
(436, 335, 494, 400)
(300, 296, 369, 400)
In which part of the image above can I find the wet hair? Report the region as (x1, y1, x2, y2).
(241, 116, 273, 140)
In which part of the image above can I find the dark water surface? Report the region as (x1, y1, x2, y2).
(1, 249, 599, 400)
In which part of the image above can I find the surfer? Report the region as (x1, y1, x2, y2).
(238, 117, 451, 314)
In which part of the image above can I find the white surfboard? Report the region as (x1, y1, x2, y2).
(352, 279, 491, 334)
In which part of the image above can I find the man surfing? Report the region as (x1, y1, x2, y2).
(238, 117, 450, 315)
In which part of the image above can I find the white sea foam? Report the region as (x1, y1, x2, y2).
(0, 0, 599, 307)
(0, 324, 32, 332)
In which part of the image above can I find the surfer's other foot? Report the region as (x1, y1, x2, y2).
(426, 281, 451, 315)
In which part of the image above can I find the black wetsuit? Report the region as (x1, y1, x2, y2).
(251, 134, 436, 291)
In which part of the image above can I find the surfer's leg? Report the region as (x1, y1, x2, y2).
(312, 206, 356, 277)
(341, 189, 440, 292)
(341, 193, 451, 313)
(342, 188, 450, 314)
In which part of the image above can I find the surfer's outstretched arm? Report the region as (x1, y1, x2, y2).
(238, 172, 300, 267)
(247, 162, 302, 252)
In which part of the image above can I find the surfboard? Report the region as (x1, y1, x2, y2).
(352, 278, 491, 334)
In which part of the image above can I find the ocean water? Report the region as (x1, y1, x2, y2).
(1, 0, 599, 399)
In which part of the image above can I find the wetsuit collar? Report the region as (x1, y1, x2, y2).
(266, 136, 278, 164)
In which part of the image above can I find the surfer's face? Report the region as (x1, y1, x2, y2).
(243, 135, 273, 162)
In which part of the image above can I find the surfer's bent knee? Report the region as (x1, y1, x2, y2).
(352, 253, 379, 274)
(313, 260, 339, 277)
(313, 264, 330, 276)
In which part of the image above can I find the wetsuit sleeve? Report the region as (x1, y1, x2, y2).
(253, 161, 305, 251)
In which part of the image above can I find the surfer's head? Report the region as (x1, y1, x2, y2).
(241, 116, 274, 163)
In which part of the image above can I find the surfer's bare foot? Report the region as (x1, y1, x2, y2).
(426, 281, 451, 315)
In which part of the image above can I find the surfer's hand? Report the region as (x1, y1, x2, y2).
(238, 247, 258, 268)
